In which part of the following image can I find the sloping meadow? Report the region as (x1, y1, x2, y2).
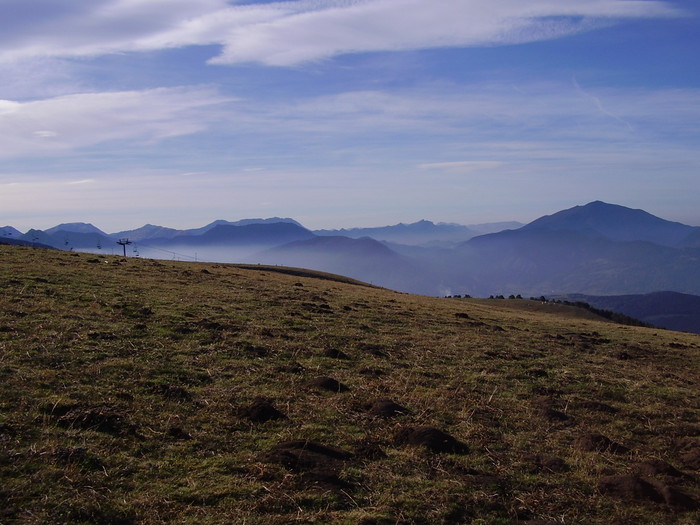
(0, 245, 698, 524)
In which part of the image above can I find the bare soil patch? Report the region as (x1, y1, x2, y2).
(305, 376, 349, 393)
(577, 432, 630, 454)
(394, 426, 469, 454)
(237, 398, 288, 423)
(262, 440, 354, 488)
(365, 399, 410, 418)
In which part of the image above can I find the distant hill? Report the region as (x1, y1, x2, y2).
(18, 229, 54, 247)
(44, 222, 108, 237)
(112, 218, 303, 241)
(521, 200, 698, 247)
(231, 217, 303, 228)
(0, 236, 55, 249)
(315, 220, 479, 247)
(20, 227, 113, 251)
(178, 217, 303, 238)
(556, 291, 700, 334)
(1, 226, 23, 238)
(254, 235, 435, 293)
(110, 224, 181, 242)
(466, 221, 524, 235)
(142, 222, 315, 248)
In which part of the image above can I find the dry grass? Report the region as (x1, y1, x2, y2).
(0, 244, 698, 524)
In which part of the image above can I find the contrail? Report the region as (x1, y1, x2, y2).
(572, 76, 633, 131)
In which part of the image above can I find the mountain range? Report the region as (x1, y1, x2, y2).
(3, 201, 700, 332)
(314, 219, 522, 247)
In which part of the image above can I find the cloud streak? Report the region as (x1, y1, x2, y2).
(419, 161, 505, 173)
(211, 0, 683, 66)
(0, 87, 230, 158)
(0, 0, 683, 66)
(1, 80, 698, 165)
(248, 82, 700, 146)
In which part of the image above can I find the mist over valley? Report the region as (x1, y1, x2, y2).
(4, 201, 700, 333)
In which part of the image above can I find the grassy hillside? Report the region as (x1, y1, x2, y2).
(1, 245, 699, 525)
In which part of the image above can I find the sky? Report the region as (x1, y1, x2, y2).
(1, 0, 699, 233)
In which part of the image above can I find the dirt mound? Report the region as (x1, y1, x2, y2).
(323, 348, 350, 360)
(148, 383, 191, 401)
(598, 475, 664, 503)
(533, 397, 569, 422)
(47, 403, 136, 436)
(262, 440, 354, 488)
(676, 441, 700, 470)
(298, 469, 351, 488)
(356, 343, 388, 357)
(358, 367, 386, 377)
(305, 376, 349, 393)
(525, 454, 569, 474)
(233, 341, 269, 358)
(395, 426, 468, 454)
(366, 399, 410, 418)
(632, 459, 687, 480)
(598, 475, 698, 510)
(353, 440, 387, 461)
(237, 398, 287, 423)
(264, 440, 353, 468)
(652, 482, 699, 510)
(275, 361, 305, 374)
(166, 426, 191, 440)
(576, 433, 630, 454)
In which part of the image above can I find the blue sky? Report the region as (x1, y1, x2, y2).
(1, 0, 699, 232)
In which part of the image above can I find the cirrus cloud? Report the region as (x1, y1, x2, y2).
(0, 86, 231, 158)
(210, 0, 684, 66)
(0, 0, 684, 66)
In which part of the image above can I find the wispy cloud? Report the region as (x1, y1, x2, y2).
(0, 86, 230, 158)
(211, 0, 683, 66)
(2, 80, 698, 164)
(249, 82, 700, 145)
(0, 0, 683, 66)
(419, 161, 505, 173)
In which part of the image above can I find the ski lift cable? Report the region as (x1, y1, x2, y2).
(136, 244, 197, 261)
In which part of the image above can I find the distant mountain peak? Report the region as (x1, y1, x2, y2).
(110, 224, 180, 241)
(522, 201, 695, 247)
(231, 217, 303, 228)
(45, 222, 108, 236)
(178, 217, 304, 238)
(1, 226, 23, 237)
